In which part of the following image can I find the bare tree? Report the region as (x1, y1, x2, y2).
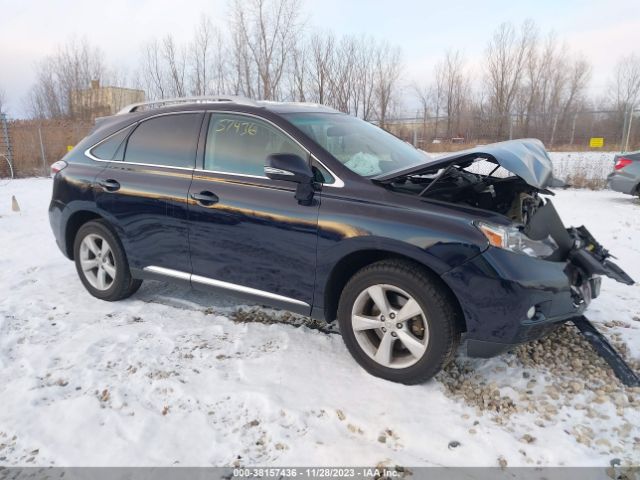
(441, 50, 469, 138)
(190, 15, 228, 96)
(610, 53, 640, 113)
(353, 36, 377, 120)
(374, 42, 401, 128)
(484, 21, 535, 136)
(326, 36, 357, 113)
(515, 29, 591, 145)
(413, 58, 446, 140)
(141, 39, 167, 100)
(289, 42, 308, 102)
(308, 31, 335, 105)
(230, 0, 303, 100)
(430, 63, 446, 138)
(162, 35, 187, 98)
(26, 38, 110, 119)
(556, 57, 591, 138)
(191, 15, 214, 96)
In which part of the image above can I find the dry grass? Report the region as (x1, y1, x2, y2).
(551, 152, 613, 190)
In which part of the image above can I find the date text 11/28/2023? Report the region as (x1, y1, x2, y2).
(232, 467, 404, 478)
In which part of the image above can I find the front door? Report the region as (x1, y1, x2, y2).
(94, 112, 204, 275)
(187, 112, 319, 312)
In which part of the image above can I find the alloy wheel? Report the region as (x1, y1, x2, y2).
(79, 233, 116, 291)
(351, 284, 430, 369)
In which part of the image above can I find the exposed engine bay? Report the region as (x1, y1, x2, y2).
(386, 162, 547, 224)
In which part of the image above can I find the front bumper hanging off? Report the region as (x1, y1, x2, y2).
(572, 316, 640, 387)
(447, 199, 636, 362)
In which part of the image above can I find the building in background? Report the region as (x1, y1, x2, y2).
(71, 80, 144, 120)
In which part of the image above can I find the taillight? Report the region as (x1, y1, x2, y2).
(614, 157, 632, 170)
(50, 160, 68, 176)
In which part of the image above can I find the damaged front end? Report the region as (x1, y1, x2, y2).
(375, 139, 635, 376)
(375, 138, 633, 292)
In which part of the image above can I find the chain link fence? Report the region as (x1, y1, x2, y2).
(0, 117, 93, 178)
(387, 109, 639, 153)
(0, 113, 14, 179)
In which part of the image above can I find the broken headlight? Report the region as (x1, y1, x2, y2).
(476, 221, 557, 258)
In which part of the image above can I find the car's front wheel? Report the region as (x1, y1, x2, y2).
(73, 220, 142, 301)
(337, 259, 460, 384)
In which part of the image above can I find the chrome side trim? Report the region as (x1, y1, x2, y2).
(193, 168, 267, 180)
(144, 265, 191, 281)
(143, 266, 310, 308)
(264, 166, 294, 176)
(89, 156, 196, 171)
(191, 274, 310, 307)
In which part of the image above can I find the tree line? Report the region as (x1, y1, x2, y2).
(17, 0, 640, 144)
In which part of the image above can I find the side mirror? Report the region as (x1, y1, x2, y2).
(264, 154, 314, 183)
(264, 154, 316, 205)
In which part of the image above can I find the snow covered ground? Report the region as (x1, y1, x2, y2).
(0, 178, 639, 468)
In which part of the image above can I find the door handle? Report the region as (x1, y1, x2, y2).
(190, 191, 219, 206)
(99, 179, 120, 192)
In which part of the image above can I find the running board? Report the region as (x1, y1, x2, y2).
(572, 316, 640, 387)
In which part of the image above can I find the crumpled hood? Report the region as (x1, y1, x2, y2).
(373, 138, 554, 189)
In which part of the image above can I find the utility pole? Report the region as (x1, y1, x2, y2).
(569, 112, 578, 146)
(620, 108, 631, 152)
(508, 113, 513, 140)
(624, 110, 635, 153)
(38, 125, 47, 174)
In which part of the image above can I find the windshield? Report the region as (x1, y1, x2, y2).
(282, 112, 431, 177)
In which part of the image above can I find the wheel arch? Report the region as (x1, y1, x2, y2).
(64, 210, 105, 259)
(320, 248, 467, 333)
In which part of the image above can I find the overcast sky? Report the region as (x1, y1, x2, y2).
(1, 0, 638, 117)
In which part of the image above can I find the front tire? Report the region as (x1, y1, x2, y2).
(337, 259, 460, 384)
(73, 220, 142, 301)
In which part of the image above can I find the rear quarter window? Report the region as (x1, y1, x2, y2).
(90, 126, 134, 161)
(124, 113, 202, 168)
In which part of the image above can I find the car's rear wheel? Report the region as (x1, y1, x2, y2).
(73, 220, 142, 301)
(337, 259, 460, 384)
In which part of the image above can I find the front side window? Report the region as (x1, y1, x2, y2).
(204, 113, 309, 178)
(124, 113, 201, 168)
(283, 112, 431, 177)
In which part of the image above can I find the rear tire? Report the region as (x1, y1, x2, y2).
(73, 220, 142, 301)
(337, 259, 460, 384)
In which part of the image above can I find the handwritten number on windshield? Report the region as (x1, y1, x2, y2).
(215, 119, 257, 136)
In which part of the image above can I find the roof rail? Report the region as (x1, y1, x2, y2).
(116, 95, 258, 115)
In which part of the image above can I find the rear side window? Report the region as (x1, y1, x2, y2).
(204, 113, 308, 177)
(124, 113, 201, 168)
(90, 126, 133, 161)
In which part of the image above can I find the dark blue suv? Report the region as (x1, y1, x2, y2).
(49, 96, 633, 384)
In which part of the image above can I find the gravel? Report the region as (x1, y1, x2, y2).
(437, 323, 640, 463)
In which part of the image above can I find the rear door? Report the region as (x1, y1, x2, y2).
(187, 112, 320, 312)
(93, 112, 204, 275)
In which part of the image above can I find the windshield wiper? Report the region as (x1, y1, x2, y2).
(419, 164, 456, 197)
